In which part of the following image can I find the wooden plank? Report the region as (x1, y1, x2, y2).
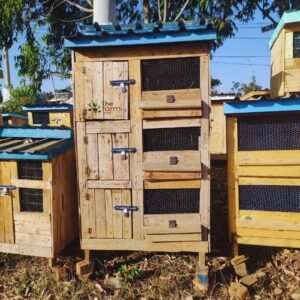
(15, 232, 52, 248)
(143, 118, 201, 129)
(14, 213, 51, 235)
(98, 134, 113, 180)
(75, 43, 208, 62)
(122, 190, 132, 239)
(285, 32, 294, 59)
(87, 134, 99, 179)
(285, 58, 300, 70)
(143, 151, 201, 172)
(95, 189, 106, 238)
(144, 172, 201, 180)
(0, 243, 52, 258)
(145, 233, 201, 242)
(86, 120, 131, 134)
(237, 236, 300, 249)
(129, 59, 144, 240)
(87, 180, 131, 189)
(284, 69, 300, 92)
(11, 179, 51, 190)
(144, 179, 200, 189)
(239, 177, 300, 186)
(142, 109, 202, 119)
(140, 99, 202, 109)
(50, 112, 72, 127)
(81, 238, 208, 252)
(239, 210, 300, 222)
(105, 190, 113, 238)
(112, 190, 122, 238)
(113, 133, 130, 180)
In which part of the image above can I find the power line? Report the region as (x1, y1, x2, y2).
(212, 61, 270, 66)
(214, 55, 269, 58)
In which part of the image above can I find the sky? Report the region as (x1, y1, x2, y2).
(2, 10, 276, 94)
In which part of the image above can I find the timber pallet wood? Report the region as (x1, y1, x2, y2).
(65, 21, 216, 280)
(0, 126, 78, 265)
(225, 99, 300, 255)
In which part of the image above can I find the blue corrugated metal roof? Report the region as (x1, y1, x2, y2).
(22, 104, 73, 112)
(64, 21, 216, 48)
(2, 113, 28, 120)
(0, 126, 74, 161)
(224, 98, 300, 115)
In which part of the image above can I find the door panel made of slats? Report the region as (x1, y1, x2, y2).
(0, 161, 15, 244)
(74, 61, 129, 121)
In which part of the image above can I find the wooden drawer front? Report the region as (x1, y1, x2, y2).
(143, 151, 201, 172)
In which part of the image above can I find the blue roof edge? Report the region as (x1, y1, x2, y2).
(2, 113, 28, 120)
(0, 126, 73, 139)
(269, 10, 300, 49)
(64, 29, 217, 49)
(22, 104, 73, 112)
(224, 98, 300, 115)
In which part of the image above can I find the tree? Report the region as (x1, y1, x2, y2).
(0, 0, 294, 90)
(231, 75, 262, 97)
(211, 77, 222, 96)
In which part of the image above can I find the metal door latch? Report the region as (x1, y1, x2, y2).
(112, 148, 137, 160)
(166, 95, 175, 103)
(110, 80, 136, 93)
(0, 185, 16, 196)
(114, 205, 138, 218)
(51, 118, 62, 124)
(170, 156, 179, 165)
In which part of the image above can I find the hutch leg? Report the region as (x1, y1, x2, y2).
(233, 242, 239, 257)
(48, 258, 56, 268)
(194, 252, 209, 290)
(76, 250, 94, 281)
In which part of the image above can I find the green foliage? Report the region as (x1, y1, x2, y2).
(231, 75, 263, 96)
(211, 77, 222, 95)
(3, 85, 37, 113)
(119, 264, 140, 285)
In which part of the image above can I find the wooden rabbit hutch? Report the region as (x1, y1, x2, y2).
(270, 10, 300, 98)
(0, 126, 77, 263)
(23, 104, 73, 128)
(2, 113, 28, 126)
(225, 99, 300, 254)
(65, 22, 216, 276)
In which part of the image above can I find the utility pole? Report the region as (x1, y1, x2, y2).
(3, 47, 11, 88)
(93, 0, 116, 25)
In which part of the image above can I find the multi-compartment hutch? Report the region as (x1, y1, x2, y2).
(2, 113, 28, 126)
(65, 22, 216, 276)
(225, 99, 300, 254)
(0, 126, 77, 264)
(23, 104, 73, 128)
(270, 10, 300, 98)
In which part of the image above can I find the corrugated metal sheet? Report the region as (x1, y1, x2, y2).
(224, 98, 300, 115)
(64, 21, 216, 48)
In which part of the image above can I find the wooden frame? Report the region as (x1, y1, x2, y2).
(227, 116, 300, 254)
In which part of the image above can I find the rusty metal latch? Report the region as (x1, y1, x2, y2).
(170, 156, 179, 165)
(169, 220, 177, 228)
(114, 205, 138, 218)
(166, 95, 175, 103)
(112, 148, 137, 160)
(0, 185, 16, 196)
(110, 79, 136, 93)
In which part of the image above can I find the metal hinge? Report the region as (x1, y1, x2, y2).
(84, 136, 88, 144)
(81, 66, 86, 74)
(88, 228, 92, 234)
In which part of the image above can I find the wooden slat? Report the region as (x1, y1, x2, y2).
(14, 213, 51, 235)
(239, 210, 300, 222)
(98, 134, 113, 180)
(144, 172, 201, 180)
(0, 243, 52, 258)
(237, 236, 300, 249)
(122, 190, 132, 239)
(239, 176, 300, 186)
(87, 180, 131, 189)
(112, 190, 122, 239)
(86, 120, 131, 134)
(87, 134, 99, 179)
(11, 179, 51, 190)
(144, 179, 200, 189)
(143, 118, 201, 129)
(15, 232, 52, 248)
(105, 190, 113, 238)
(143, 151, 201, 172)
(142, 109, 202, 119)
(95, 189, 107, 238)
(113, 133, 130, 180)
(140, 99, 202, 109)
(285, 32, 294, 59)
(146, 233, 201, 242)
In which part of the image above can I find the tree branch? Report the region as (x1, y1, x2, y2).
(256, 2, 277, 25)
(86, 0, 93, 7)
(158, 0, 162, 21)
(65, 0, 93, 12)
(174, 0, 191, 21)
(163, 0, 167, 22)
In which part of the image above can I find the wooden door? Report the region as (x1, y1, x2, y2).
(0, 161, 15, 244)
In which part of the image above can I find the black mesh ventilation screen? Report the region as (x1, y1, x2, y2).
(141, 57, 200, 91)
(294, 32, 300, 58)
(144, 189, 200, 214)
(238, 115, 300, 151)
(239, 185, 300, 212)
(32, 112, 50, 125)
(20, 188, 43, 212)
(143, 127, 200, 152)
(18, 161, 43, 180)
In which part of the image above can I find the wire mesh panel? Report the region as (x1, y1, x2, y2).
(19, 188, 43, 212)
(32, 112, 50, 125)
(141, 57, 200, 91)
(238, 115, 300, 151)
(294, 32, 300, 58)
(143, 127, 200, 152)
(239, 185, 300, 212)
(144, 189, 200, 214)
(18, 161, 43, 180)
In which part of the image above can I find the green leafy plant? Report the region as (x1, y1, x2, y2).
(119, 264, 140, 285)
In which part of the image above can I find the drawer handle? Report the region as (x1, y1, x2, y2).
(170, 156, 179, 165)
(169, 220, 177, 228)
(166, 95, 175, 103)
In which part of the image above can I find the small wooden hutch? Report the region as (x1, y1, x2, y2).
(2, 113, 28, 126)
(65, 22, 216, 276)
(0, 126, 77, 263)
(270, 10, 300, 98)
(225, 99, 300, 254)
(23, 104, 73, 128)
